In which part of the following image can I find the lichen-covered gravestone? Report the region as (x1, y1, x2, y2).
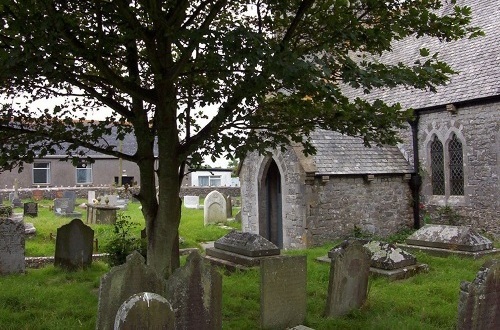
(260, 255, 307, 329)
(54, 219, 94, 271)
(203, 190, 227, 226)
(96, 251, 167, 330)
(325, 240, 371, 317)
(0, 217, 25, 275)
(114, 292, 175, 330)
(457, 259, 500, 330)
(166, 250, 222, 330)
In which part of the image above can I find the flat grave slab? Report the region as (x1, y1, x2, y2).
(213, 231, 280, 257)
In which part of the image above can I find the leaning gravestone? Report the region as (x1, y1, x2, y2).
(114, 292, 175, 330)
(23, 202, 38, 217)
(183, 195, 199, 209)
(54, 219, 94, 271)
(325, 240, 371, 317)
(203, 190, 227, 226)
(225, 195, 232, 218)
(0, 216, 25, 275)
(166, 250, 222, 330)
(260, 255, 307, 329)
(457, 259, 500, 330)
(96, 251, 167, 330)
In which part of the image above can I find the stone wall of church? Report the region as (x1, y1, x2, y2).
(399, 101, 499, 237)
(304, 175, 414, 246)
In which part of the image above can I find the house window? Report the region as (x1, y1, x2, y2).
(198, 175, 221, 187)
(76, 163, 92, 184)
(430, 136, 445, 195)
(33, 162, 50, 184)
(449, 133, 464, 196)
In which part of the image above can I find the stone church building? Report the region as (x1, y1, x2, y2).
(239, 0, 499, 249)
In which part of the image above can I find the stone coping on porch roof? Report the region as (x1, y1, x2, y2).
(296, 129, 413, 177)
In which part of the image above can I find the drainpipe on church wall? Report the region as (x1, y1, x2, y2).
(409, 113, 422, 229)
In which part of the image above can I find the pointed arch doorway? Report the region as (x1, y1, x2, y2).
(259, 159, 283, 248)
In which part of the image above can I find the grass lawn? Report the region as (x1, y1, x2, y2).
(0, 199, 496, 329)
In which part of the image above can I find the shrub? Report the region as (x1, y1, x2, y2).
(102, 213, 142, 266)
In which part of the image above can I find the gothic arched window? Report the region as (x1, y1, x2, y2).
(430, 136, 445, 195)
(449, 133, 464, 195)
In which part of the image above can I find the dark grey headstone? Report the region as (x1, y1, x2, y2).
(96, 251, 167, 330)
(166, 250, 222, 330)
(63, 190, 77, 202)
(325, 240, 371, 317)
(457, 259, 500, 330)
(406, 225, 492, 252)
(260, 256, 307, 329)
(54, 198, 71, 214)
(54, 219, 94, 271)
(214, 231, 280, 257)
(23, 202, 38, 217)
(225, 195, 233, 218)
(114, 292, 175, 330)
(0, 217, 25, 275)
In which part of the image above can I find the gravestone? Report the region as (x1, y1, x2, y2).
(183, 195, 199, 209)
(54, 219, 94, 271)
(62, 190, 77, 203)
(114, 292, 175, 330)
(234, 210, 242, 223)
(96, 251, 167, 330)
(23, 202, 38, 217)
(225, 195, 232, 218)
(205, 231, 281, 270)
(260, 255, 307, 329)
(54, 198, 82, 218)
(11, 178, 22, 208)
(24, 222, 36, 235)
(325, 240, 371, 317)
(166, 250, 222, 330)
(87, 190, 96, 204)
(32, 189, 44, 201)
(457, 259, 500, 330)
(203, 190, 227, 226)
(0, 217, 25, 275)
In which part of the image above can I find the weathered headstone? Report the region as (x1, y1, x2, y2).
(183, 195, 199, 209)
(23, 202, 38, 217)
(260, 255, 307, 329)
(54, 198, 71, 214)
(54, 219, 94, 271)
(166, 250, 222, 330)
(114, 292, 175, 330)
(325, 240, 371, 317)
(11, 178, 23, 208)
(0, 217, 25, 275)
(87, 190, 96, 204)
(203, 190, 227, 226)
(96, 251, 167, 330)
(225, 195, 232, 218)
(457, 259, 500, 330)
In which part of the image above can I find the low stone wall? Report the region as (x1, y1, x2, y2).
(0, 186, 241, 202)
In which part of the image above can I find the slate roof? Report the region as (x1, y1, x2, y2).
(344, 0, 500, 109)
(307, 129, 413, 175)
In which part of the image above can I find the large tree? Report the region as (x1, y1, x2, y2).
(0, 0, 480, 278)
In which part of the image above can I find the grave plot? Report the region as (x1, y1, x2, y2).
(204, 231, 280, 271)
(398, 225, 500, 259)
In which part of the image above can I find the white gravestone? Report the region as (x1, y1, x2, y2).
(203, 191, 227, 226)
(184, 196, 200, 209)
